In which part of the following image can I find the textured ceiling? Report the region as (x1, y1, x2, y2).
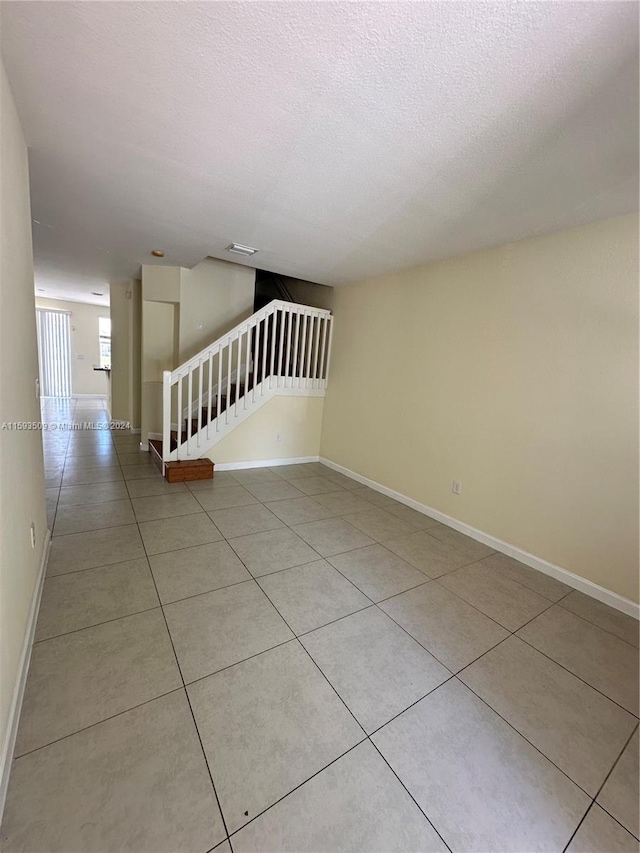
(1, 1, 638, 304)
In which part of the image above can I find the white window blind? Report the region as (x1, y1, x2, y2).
(36, 308, 72, 397)
(98, 316, 111, 369)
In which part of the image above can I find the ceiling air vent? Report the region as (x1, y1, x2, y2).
(226, 243, 257, 257)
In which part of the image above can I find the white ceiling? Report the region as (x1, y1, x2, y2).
(1, 2, 638, 305)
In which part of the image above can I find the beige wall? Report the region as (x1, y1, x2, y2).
(141, 299, 178, 442)
(139, 259, 255, 443)
(179, 258, 255, 362)
(35, 297, 110, 397)
(207, 395, 324, 465)
(0, 61, 47, 795)
(110, 279, 141, 428)
(141, 264, 180, 303)
(140, 265, 181, 443)
(321, 214, 639, 603)
(282, 277, 334, 311)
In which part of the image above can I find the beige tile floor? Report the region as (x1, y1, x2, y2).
(2, 397, 639, 852)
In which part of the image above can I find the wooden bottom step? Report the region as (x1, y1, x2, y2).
(149, 439, 214, 483)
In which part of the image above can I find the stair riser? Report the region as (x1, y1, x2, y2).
(165, 462, 213, 483)
(149, 438, 214, 482)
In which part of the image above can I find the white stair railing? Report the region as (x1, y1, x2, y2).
(162, 300, 333, 462)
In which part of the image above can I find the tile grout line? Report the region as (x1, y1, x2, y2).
(12, 686, 185, 761)
(366, 583, 639, 819)
(560, 721, 639, 852)
(33, 602, 163, 644)
(456, 676, 606, 800)
(554, 599, 640, 651)
(170, 500, 377, 844)
(43, 412, 232, 851)
(224, 739, 366, 844)
(45, 451, 639, 719)
(515, 632, 639, 720)
(51, 461, 638, 721)
(218, 496, 460, 845)
(48, 451, 639, 649)
(240, 570, 454, 852)
(39, 432, 638, 850)
(45, 546, 154, 579)
(182, 636, 299, 690)
(118, 444, 234, 851)
(193, 522, 632, 853)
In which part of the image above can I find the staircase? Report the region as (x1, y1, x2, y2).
(151, 299, 333, 481)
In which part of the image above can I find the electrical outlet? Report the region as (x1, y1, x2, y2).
(30, 522, 36, 549)
(452, 481, 461, 495)
(35, 378, 40, 399)
(275, 433, 282, 442)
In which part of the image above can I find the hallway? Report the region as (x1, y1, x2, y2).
(1, 398, 638, 852)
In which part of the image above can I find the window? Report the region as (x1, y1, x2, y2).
(99, 317, 111, 369)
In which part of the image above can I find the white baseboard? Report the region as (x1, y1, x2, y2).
(319, 457, 640, 620)
(215, 455, 321, 471)
(139, 432, 163, 452)
(0, 530, 51, 820)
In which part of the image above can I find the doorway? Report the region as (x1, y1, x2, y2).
(36, 307, 72, 396)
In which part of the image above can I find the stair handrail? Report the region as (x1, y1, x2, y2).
(171, 299, 331, 381)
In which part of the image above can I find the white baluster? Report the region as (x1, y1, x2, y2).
(318, 317, 328, 386)
(226, 341, 232, 425)
(277, 306, 286, 388)
(244, 329, 250, 410)
(299, 312, 308, 388)
(162, 370, 171, 463)
(217, 350, 222, 431)
(292, 312, 300, 384)
(187, 367, 193, 456)
(284, 307, 293, 388)
(176, 375, 183, 460)
(261, 314, 268, 395)
(235, 337, 241, 412)
(207, 353, 213, 440)
(305, 314, 315, 388)
(251, 321, 257, 402)
(269, 309, 276, 390)
(197, 359, 203, 447)
(311, 314, 320, 388)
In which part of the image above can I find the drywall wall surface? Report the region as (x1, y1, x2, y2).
(141, 299, 177, 442)
(207, 395, 324, 465)
(0, 59, 47, 800)
(320, 214, 639, 602)
(282, 277, 334, 311)
(142, 300, 176, 383)
(131, 279, 142, 429)
(179, 258, 255, 362)
(35, 297, 110, 397)
(141, 264, 180, 303)
(110, 279, 141, 426)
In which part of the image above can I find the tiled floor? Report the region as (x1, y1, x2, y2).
(2, 397, 639, 852)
